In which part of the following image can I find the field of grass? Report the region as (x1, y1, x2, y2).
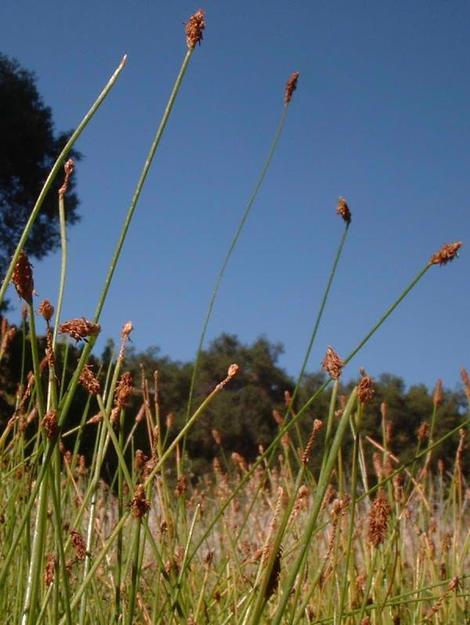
(0, 10, 468, 625)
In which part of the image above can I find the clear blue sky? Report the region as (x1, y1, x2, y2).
(2, 1, 469, 391)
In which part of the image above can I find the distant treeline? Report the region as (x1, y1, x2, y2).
(1, 324, 468, 479)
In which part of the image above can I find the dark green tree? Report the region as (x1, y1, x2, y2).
(0, 53, 80, 285)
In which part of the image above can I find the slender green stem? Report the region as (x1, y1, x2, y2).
(0, 55, 127, 307)
(57, 48, 195, 434)
(291, 224, 350, 411)
(269, 390, 358, 625)
(52, 192, 68, 346)
(184, 105, 291, 428)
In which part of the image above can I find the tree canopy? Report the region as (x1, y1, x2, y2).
(0, 53, 80, 283)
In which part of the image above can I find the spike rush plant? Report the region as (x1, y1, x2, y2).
(0, 9, 468, 625)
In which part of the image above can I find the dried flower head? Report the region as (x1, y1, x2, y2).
(58, 158, 75, 197)
(322, 346, 344, 380)
(130, 484, 150, 518)
(417, 421, 430, 442)
(121, 321, 134, 340)
(460, 367, 470, 401)
(432, 378, 443, 407)
(357, 371, 375, 404)
(215, 363, 240, 391)
(114, 371, 133, 409)
(79, 364, 101, 395)
(59, 318, 100, 342)
(368, 492, 391, 547)
(11, 252, 34, 303)
(301, 419, 323, 465)
(134, 449, 148, 470)
(44, 553, 57, 587)
(175, 475, 187, 497)
(70, 528, 86, 561)
(284, 71, 299, 105)
(41, 410, 58, 440)
(336, 197, 351, 224)
(429, 241, 462, 266)
(185, 9, 205, 49)
(212, 428, 222, 445)
(38, 299, 54, 322)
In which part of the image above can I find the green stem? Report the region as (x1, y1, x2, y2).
(52, 192, 68, 346)
(0, 55, 127, 307)
(57, 48, 195, 434)
(184, 105, 291, 429)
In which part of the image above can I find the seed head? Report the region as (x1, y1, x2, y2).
(11, 252, 34, 303)
(367, 492, 391, 547)
(322, 346, 344, 380)
(284, 71, 299, 105)
(41, 410, 58, 440)
(433, 379, 443, 407)
(70, 529, 86, 561)
(130, 484, 150, 518)
(336, 197, 351, 224)
(58, 158, 75, 197)
(38, 300, 54, 322)
(59, 318, 100, 342)
(429, 241, 462, 266)
(79, 364, 101, 395)
(185, 9, 205, 49)
(357, 371, 375, 404)
(114, 371, 133, 409)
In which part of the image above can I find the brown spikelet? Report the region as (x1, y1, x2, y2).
(121, 321, 133, 340)
(284, 390, 292, 407)
(429, 241, 462, 266)
(0, 322, 16, 358)
(272, 409, 284, 425)
(425, 576, 459, 620)
(41, 410, 58, 440)
(211, 428, 222, 445)
(367, 491, 391, 547)
(44, 553, 57, 587)
(59, 318, 100, 342)
(77, 454, 87, 476)
(231, 451, 247, 472)
(166, 412, 175, 429)
(301, 419, 323, 464)
(284, 71, 299, 105)
(70, 529, 86, 561)
(417, 421, 430, 443)
(322, 346, 344, 380)
(460, 367, 470, 402)
(79, 364, 101, 395)
(11, 252, 34, 303)
(215, 363, 240, 391)
(114, 371, 133, 409)
(58, 158, 75, 197)
(433, 379, 443, 407)
(185, 9, 205, 49)
(175, 475, 188, 497)
(134, 449, 148, 471)
(38, 299, 54, 322)
(357, 371, 374, 404)
(130, 484, 150, 518)
(336, 197, 352, 224)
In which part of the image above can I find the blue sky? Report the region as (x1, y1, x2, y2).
(2, 1, 469, 391)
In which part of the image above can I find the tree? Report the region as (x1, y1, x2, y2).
(0, 53, 80, 285)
